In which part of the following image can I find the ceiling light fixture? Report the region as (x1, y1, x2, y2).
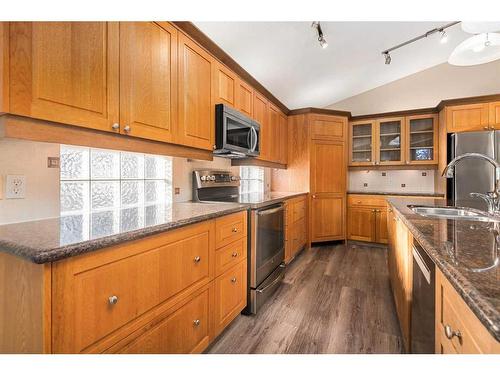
(449, 32, 500, 66)
(381, 21, 460, 65)
(312, 21, 328, 49)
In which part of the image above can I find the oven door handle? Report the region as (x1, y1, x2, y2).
(257, 205, 284, 216)
(250, 126, 258, 153)
(256, 264, 285, 293)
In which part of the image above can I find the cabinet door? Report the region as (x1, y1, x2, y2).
(376, 117, 405, 165)
(311, 114, 346, 141)
(268, 103, 281, 163)
(405, 114, 438, 165)
(347, 207, 375, 242)
(375, 208, 388, 244)
(9, 22, 119, 132)
(349, 121, 375, 166)
(177, 33, 214, 150)
(311, 140, 345, 194)
(279, 113, 288, 164)
(311, 194, 344, 242)
(446, 103, 489, 133)
(213, 62, 237, 107)
(213, 261, 247, 336)
(235, 79, 253, 117)
(119, 22, 177, 142)
(490, 101, 500, 129)
(254, 91, 269, 160)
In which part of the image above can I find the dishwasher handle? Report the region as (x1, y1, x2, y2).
(413, 246, 431, 284)
(257, 205, 284, 216)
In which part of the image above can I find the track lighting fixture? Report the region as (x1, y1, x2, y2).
(312, 21, 328, 49)
(381, 21, 459, 65)
(384, 52, 391, 65)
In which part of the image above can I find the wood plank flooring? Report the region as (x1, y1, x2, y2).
(208, 241, 404, 354)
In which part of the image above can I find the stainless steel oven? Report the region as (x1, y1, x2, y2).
(248, 203, 285, 314)
(214, 104, 260, 158)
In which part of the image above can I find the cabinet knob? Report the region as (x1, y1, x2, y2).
(232, 227, 238, 233)
(405, 161, 410, 164)
(312, 195, 317, 199)
(108, 295, 119, 305)
(193, 319, 201, 327)
(111, 123, 120, 131)
(444, 325, 462, 340)
(123, 125, 131, 133)
(193, 256, 201, 263)
(388, 208, 393, 213)
(484, 126, 490, 130)
(372, 209, 376, 212)
(231, 277, 237, 283)
(232, 252, 238, 257)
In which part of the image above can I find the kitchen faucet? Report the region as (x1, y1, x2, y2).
(442, 152, 500, 215)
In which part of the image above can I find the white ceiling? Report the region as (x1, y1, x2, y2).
(194, 22, 471, 109)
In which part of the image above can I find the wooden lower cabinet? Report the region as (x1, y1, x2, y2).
(347, 207, 375, 242)
(311, 194, 344, 242)
(285, 195, 308, 263)
(0, 211, 248, 354)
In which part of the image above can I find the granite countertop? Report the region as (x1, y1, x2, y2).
(0, 202, 248, 264)
(348, 191, 445, 197)
(238, 191, 308, 209)
(387, 197, 500, 342)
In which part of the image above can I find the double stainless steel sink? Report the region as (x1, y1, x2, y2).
(409, 205, 500, 222)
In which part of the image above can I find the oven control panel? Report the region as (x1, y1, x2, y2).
(193, 170, 240, 188)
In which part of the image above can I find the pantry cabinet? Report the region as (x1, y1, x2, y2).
(9, 22, 120, 133)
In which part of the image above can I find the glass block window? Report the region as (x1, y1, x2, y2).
(60, 145, 172, 216)
(239, 166, 265, 194)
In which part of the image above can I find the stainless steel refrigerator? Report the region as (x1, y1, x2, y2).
(450, 130, 499, 211)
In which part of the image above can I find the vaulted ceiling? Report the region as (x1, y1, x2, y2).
(194, 22, 471, 109)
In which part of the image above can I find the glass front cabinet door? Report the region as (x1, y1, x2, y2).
(349, 121, 374, 166)
(375, 117, 405, 165)
(405, 114, 438, 165)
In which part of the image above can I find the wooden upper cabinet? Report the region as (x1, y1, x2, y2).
(311, 140, 345, 194)
(268, 103, 281, 163)
(489, 101, 500, 129)
(9, 22, 119, 132)
(213, 62, 236, 107)
(235, 79, 253, 117)
(279, 113, 288, 164)
(311, 114, 346, 142)
(405, 114, 438, 165)
(446, 103, 489, 132)
(253, 91, 269, 160)
(119, 22, 177, 142)
(375, 117, 405, 165)
(177, 33, 214, 151)
(349, 121, 375, 166)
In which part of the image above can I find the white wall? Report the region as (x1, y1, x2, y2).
(0, 139, 60, 225)
(327, 60, 500, 116)
(348, 170, 435, 194)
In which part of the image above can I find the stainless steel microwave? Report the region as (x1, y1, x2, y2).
(214, 104, 260, 158)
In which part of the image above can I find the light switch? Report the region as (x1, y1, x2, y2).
(5, 175, 26, 199)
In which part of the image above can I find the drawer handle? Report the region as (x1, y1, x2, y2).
(232, 227, 238, 233)
(231, 277, 237, 283)
(444, 325, 462, 340)
(193, 319, 201, 327)
(123, 125, 131, 133)
(194, 256, 201, 263)
(108, 295, 119, 305)
(232, 252, 238, 257)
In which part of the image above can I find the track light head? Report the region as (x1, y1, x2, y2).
(440, 30, 448, 44)
(312, 21, 328, 49)
(383, 52, 391, 65)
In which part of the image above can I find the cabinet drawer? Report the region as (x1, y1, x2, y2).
(213, 260, 247, 336)
(215, 237, 247, 277)
(215, 211, 247, 248)
(292, 218, 307, 252)
(292, 197, 306, 223)
(118, 288, 210, 354)
(52, 220, 214, 353)
(348, 194, 387, 208)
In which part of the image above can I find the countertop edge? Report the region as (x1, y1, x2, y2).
(387, 199, 500, 342)
(0, 205, 249, 265)
(348, 191, 445, 197)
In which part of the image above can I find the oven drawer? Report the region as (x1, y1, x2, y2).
(250, 263, 285, 315)
(215, 211, 247, 248)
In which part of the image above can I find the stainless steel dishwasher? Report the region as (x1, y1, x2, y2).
(411, 239, 436, 353)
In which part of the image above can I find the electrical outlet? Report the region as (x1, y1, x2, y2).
(6, 175, 26, 199)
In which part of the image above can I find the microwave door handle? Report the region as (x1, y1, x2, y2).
(247, 127, 253, 150)
(251, 127, 258, 152)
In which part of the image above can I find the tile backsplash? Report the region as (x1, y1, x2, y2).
(348, 169, 435, 193)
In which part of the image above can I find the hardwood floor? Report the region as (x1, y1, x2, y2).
(207, 241, 404, 354)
